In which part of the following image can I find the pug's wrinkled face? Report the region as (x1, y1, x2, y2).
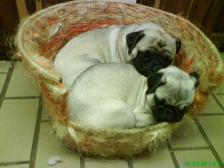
(146, 66, 199, 123)
(127, 27, 181, 76)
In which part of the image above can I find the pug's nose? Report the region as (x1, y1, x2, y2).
(158, 40, 166, 48)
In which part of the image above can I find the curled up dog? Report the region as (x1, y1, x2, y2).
(53, 23, 181, 88)
(68, 64, 199, 129)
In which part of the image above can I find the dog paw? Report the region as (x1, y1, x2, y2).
(135, 112, 155, 127)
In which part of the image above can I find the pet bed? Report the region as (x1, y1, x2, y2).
(16, 0, 224, 158)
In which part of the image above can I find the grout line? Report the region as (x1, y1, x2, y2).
(80, 154, 85, 168)
(137, 0, 142, 4)
(212, 95, 224, 112)
(0, 61, 15, 110)
(41, 119, 50, 122)
(29, 97, 43, 168)
(0, 160, 29, 166)
(186, 0, 194, 18)
(201, 0, 213, 26)
(4, 96, 40, 100)
(213, 93, 224, 95)
(198, 113, 224, 116)
(194, 118, 224, 168)
(171, 146, 210, 151)
(0, 72, 8, 74)
(166, 141, 180, 168)
(127, 158, 134, 168)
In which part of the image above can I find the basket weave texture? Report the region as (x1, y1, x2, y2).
(16, 0, 224, 158)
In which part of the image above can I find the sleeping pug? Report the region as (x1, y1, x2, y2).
(68, 64, 198, 129)
(147, 66, 199, 123)
(127, 28, 181, 76)
(53, 23, 181, 88)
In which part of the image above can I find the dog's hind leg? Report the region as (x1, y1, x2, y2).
(84, 99, 136, 129)
(133, 107, 156, 127)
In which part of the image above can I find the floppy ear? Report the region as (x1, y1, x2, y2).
(126, 31, 145, 55)
(146, 72, 165, 94)
(190, 71, 200, 87)
(176, 39, 181, 54)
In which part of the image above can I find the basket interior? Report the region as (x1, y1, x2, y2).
(18, 1, 223, 87)
(15, 1, 224, 157)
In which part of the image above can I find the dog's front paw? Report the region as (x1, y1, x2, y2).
(134, 110, 156, 127)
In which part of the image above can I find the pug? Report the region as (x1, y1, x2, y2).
(53, 23, 181, 88)
(68, 64, 198, 129)
(147, 66, 199, 123)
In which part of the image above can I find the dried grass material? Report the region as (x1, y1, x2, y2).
(175, 49, 194, 74)
(174, 49, 208, 115)
(15, 0, 224, 158)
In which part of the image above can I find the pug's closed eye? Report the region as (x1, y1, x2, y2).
(162, 50, 171, 56)
(147, 47, 157, 53)
(157, 40, 166, 48)
(154, 95, 166, 105)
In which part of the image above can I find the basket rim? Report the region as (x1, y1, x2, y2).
(17, 0, 221, 86)
(16, 0, 222, 135)
(68, 119, 176, 134)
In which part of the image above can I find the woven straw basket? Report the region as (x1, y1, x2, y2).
(16, 0, 224, 158)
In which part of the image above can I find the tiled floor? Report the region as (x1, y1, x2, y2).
(0, 60, 224, 168)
